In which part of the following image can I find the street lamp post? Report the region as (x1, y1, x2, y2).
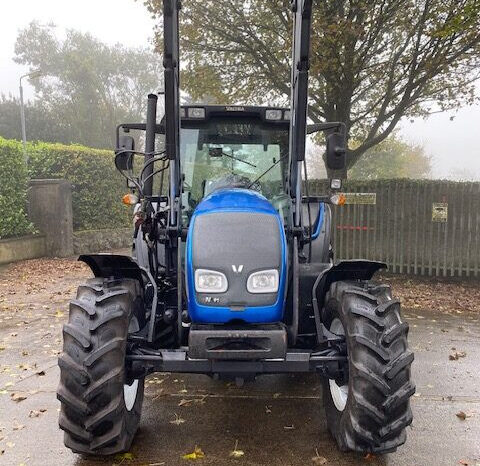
(19, 69, 42, 164)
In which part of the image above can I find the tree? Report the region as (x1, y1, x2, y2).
(0, 94, 63, 143)
(348, 135, 431, 179)
(144, 0, 480, 167)
(13, 22, 163, 149)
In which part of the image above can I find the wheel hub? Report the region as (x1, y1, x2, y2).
(123, 379, 139, 411)
(328, 318, 348, 412)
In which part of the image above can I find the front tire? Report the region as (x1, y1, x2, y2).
(57, 278, 145, 455)
(322, 280, 415, 454)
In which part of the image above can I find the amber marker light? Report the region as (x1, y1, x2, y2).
(331, 193, 347, 206)
(122, 193, 138, 205)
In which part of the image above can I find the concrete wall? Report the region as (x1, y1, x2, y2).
(0, 235, 46, 265)
(1, 178, 132, 264)
(73, 228, 132, 254)
(28, 179, 73, 257)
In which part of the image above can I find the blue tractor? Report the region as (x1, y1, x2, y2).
(57, 0, 414, 456)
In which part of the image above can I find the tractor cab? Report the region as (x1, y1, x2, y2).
(179, 105, 291, 226)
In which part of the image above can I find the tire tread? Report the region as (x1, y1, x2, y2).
(57, 277, 143, 455)
(323, 280, 414, 454)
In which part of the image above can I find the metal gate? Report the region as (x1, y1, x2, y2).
(309, 179, 480, 277)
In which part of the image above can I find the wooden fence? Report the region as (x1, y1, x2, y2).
(309, 179, 480, 277)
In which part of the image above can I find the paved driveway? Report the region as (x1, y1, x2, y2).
(0, 258, 479, 465)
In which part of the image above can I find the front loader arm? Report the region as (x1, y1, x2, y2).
(288, 0, 313, 227)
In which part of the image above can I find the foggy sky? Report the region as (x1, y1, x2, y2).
(1, 0, 479, 180)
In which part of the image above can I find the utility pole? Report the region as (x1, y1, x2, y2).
(19, 69, 42, 164)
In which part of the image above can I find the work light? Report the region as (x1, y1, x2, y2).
(188, 107, 206, 119)
(265, 109, 283, 120)
(247, 269, 279, 293)
(195, 269, 228, 293)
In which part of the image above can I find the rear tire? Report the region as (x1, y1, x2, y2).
(57, 278, 145, 455)
(322, 280, 414, 454)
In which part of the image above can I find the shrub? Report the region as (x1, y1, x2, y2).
(0, 137, 132, 236)
(0, 137, 35, 239)
(27, 141, 132, 230)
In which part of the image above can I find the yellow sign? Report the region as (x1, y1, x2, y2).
(432, 203, 448, 222)
(343, 193, 376, 205)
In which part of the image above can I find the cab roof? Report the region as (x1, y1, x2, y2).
(180, 105, 290, 125)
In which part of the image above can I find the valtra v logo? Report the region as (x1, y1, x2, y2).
(232, 265, 244, 273)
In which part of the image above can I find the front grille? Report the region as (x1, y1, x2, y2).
(192, 212, 282, 308)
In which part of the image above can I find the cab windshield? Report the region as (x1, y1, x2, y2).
(180, 118, 289, 216)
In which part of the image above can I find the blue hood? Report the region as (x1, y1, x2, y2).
(193, 188, 279, 215)
(186, 188, 287, 324)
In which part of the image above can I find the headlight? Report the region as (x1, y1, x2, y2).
(247, 269, 279, 294)
(195, 269, 228, 293)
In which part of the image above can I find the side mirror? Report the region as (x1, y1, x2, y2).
(325, 131, 346, 173)
(115, 135, 135, 171)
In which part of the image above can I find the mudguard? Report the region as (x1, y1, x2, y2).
(79, 254, 144, 284)
(311, 260, 387, 317)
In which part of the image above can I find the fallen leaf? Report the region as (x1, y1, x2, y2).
(178, 399, 193, 407)
(6, 442, 15, 448)
(13, 423, 25, 431)
(265, 405, 272, 414)
(28, 409, 46, 418)
(0, 390, 6, 395)
(55, 311, 64, 318)
(312, 455, 328, 465)
(182, 446, 205, 460)
(114, 452, 134, 461)
(456, 411, 467, 420)
(170, 413, 186, 425)
(283, 425, 295, 430)
(11, 393, 27, 402)
(273, 393, 281, 399)
(230, 440, 245, 458)
(364, 453, 376, 461)
(449, 351, 467, 361)
(36, 370, 45, 376)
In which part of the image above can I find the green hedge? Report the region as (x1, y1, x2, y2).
(0, 137, 132, 236)
(0, 138, 35, 238)
(27, 141, 131, 230)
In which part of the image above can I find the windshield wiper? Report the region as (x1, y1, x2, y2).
(209, 147, 257, 168)
(222, 151, 257, 168)
(247, 155, 288, 189)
